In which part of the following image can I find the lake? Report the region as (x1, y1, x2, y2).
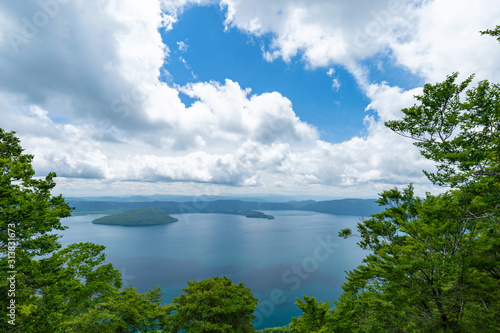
(59, 211, 367, 329)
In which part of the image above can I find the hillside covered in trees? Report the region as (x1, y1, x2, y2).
(92, 207, 179, 226)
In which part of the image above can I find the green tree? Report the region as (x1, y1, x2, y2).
(385, 73, 492, 187)
(290, 296, 333, 333)
(64, 285, 173, 332)
(168, 276, 258, 332)
(17, 242, 123, 332)
(1, 128, 72, 331)
(337, 186, 499, 332)
(0, 129, 122, 332)
(385, 72, 500, 283)
(0, 129, 72, 259)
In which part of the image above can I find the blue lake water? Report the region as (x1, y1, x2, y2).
(59, 211, 367, 329)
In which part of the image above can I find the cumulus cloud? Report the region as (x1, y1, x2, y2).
(221, 0, 500, 83)
(212, 0, 500, 195)
(222, 0, 414, 67)
(391, 0, 500, 82)
(179, 80, 318, 146)
(0, 0, 169, 133)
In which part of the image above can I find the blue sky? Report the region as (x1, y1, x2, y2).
(0, 0, 499, 198)
(162, 5, 375, 143)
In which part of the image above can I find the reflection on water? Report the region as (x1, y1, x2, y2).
(59, 211, 366, 329)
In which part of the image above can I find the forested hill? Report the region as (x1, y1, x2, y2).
(69, 198, 382, 216)
(92, 208, 179, 226)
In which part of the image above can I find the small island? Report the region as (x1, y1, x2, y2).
(236, 210, 275, 219)
(92, 207, 178, 226)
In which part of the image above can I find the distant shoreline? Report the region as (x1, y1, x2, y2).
(70, 198, 382, 218)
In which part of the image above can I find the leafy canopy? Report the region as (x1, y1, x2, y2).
(169, 276, 258, 333)
(386, 72, 500, 191)
(0, 128, 72, 259)
(290, 296, 333, 333)
(64, 285, 173, 332)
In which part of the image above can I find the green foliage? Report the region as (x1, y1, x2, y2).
(385, 73, 500, 193)
(290, 296, 334, 333)
(168, 276, 258, 332)
(335, 186, 500, 331)
(481, 25, 500, 43)
(92, 207, 178, 226)
(16, 243, 122, 332)
(64, 286, 173, 332)
(258, 325, 292, 332)
(0, 129, 72, 258)
(0, 129, 137, 332)
(1, 129, 74, 331)
(331, 29, 500, 331)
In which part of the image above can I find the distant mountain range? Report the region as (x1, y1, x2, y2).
(68, 197, 383, 217)
(66, 193, 348, 203)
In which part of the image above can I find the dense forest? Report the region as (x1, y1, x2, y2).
(1, 26, 499, 332)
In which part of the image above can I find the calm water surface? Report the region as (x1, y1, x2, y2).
(59, 211, 367, 328)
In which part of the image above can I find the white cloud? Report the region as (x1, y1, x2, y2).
(331, 78, 341, 91)
(365, 82, 423, 122)
(212, 0, 500, 196)
(326, 68, 341, 91)
(179, 56, 189, 66)
(177, 40, 188, 51)
(0, 0, 168, 132)
(2, 83, 432, 195)
(222, 0, 500, 84)
(177, 80, 319, 147)
(160, 0, 215, 30)
(391, 0, 500, 83)
(222, 0, 414, 68)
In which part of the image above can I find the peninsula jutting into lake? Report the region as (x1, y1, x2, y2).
(236, 210, 275, 219)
